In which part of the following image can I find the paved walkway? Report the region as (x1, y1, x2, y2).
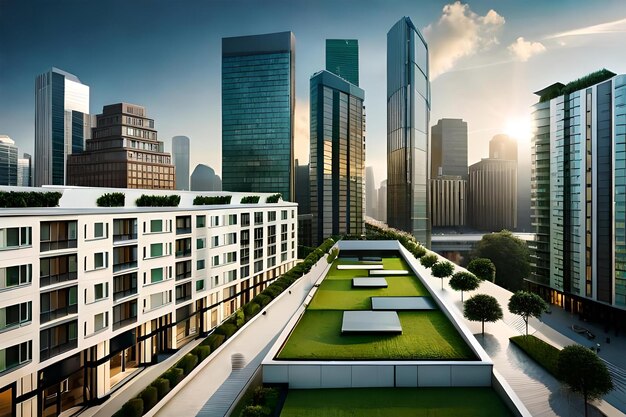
(413, 258, 624, 417)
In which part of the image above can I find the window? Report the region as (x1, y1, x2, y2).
(240, 266, 249, 278)
(40, 320, 78, 360)
(241, 213, 250, 227)
(176, 216, 192, 234)
(0, 264, 31, 289)
(211, 236, 219, 247)
(40, 287, 78, 323)
(227, 214, 237, 225)
(40, 221, 77, 251)
(151, 268, 164, 283)
(94, 222, 105, 238)
(94, 252, 107, 269)
(175, 282, 192, 303)
(0, 341, 32, 373)
(224, 251, 237, 263)
(196, 215, 206, 228)
(197, 238, 206, 250)
(150, 243, 163, 257)
(196, 280, 205, 291)
(268, 257, 276, 268)
(113, 218, 137, 241)
(224, 269, 237, 282)
(225, 233, 237, 245)
(240, 248, 249, 265)
(281, 210, 288, 220)
(0, 227, 31, 250)
(210, 215, 220, 227)
(94, 283, 108, 300)
(197, 259, 206, 270)
(254, 212, 263, 225)
(40, 254, 78, 287)
(113, 273, 137, 301)
(211, 255, 219, 267)
(268, 211, 276, 222)
(0, 302, 31, 331)
(150, 219, 163, 233)
(150, 292, 170, 309)
(291, 210, 295, 219)
(254, 260, 263, 273)
(94, 312, 108, 332)
(113, 300, 137, 330)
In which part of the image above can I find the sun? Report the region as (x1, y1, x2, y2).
(503, 115, 533, 143)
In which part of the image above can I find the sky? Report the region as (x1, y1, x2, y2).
(1, 0, 626, 188)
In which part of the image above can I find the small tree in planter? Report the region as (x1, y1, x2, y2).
(463, 294, 503, 336)
(467, 258, 496, 282)
(431, 261, 455, 290)
(449, 271, 480, 301)
(508, 291, 549, 336)
(420, 253, 438, 268)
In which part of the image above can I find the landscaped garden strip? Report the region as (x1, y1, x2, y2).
(510, 335, 560, 377)
(279, 387, 514, 417)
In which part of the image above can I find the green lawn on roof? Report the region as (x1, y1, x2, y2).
(280, 388, 514, 417)
(276, 310, 475, 360)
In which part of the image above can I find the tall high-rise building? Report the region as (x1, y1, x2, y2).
(0, 135, 18, 186)
(172, 136, 190, 190)
(377, 180, 387, 223)
(528, 70, 626, 320)
(365, 166, 377, 219)
(430, 176, 466, 227)
(325, 39, 359, 86)
(468, 158, 517, 231)
(17, 153, 31, 187)
(489, 133, 518, 161)
(310, 70, 365, 244)
(387, 17, 431, 246)
(190, 164, 221, 191)
(294, 160, 310, 215)
(34, 67, 90, 186)
(67, 103, 175, 189)
(431, 118, 468, 179)
(222, 31, 295, 201)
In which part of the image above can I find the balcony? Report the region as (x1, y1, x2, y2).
(176, 270, 192, 281)
(175, 249, 192, 259)
(40, 271, 77, 288)
(113, 316, 137, 331)
(113, 233, 137, 242)
(40, 304, 78, 323)
(40, 339, 78, 361)
(113, 287, 138, 302)
(113, 261, 137, 273)
(176, 294, 192, 304)
(40, 239, 77, 252)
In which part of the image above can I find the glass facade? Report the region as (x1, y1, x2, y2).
(325, 39, 359, 86)
(310, 71, 365, 245)
(615, 75, 626, 306)
(0, 137, 18, 186)
(387, 17, 430, 247)
(222, 32, 295, 201)
(172, 136, 190, 190)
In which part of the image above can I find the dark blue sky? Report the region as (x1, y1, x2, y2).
(1, 0, 625, 184)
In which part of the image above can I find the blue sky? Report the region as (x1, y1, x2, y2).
(1, 0, 625, 186)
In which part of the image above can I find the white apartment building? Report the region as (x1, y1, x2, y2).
(0, 186, 298, 417)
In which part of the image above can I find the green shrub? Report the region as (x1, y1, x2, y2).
(202, 333, 226, 351)
(216, 322, 238, 339)
(420, 254, 438, 268)
(241, 405, 270, 417)
(162, 367, 184, 388)
(265, 193, 282, 203)
(191, 345, 211, 362)
(253, 294, 272, 308)
(135, 194, 180, 207)
(139, 386, 158, 412)
(113, 398, 144, 417)
(0, 191, 62, 208)
(327, 247, 339, 263)
(261, 285, 282, 298)
(235, 309, 245, 328)
(193, 195, 231, 205)
(510, 335, 560, 376)
(240, 195, 261, 204)
(176, 353, 199, 375)
(96, 192, 125, 207)
(151, 378, 170, 400)
(243, 302, 261, 320)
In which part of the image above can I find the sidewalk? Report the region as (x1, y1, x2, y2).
(414, 259, 625, 417)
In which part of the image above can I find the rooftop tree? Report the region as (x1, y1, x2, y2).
(508, 291, 549, 336)
(463, 294, 503, 336)
(431, 261, 455, 290)
(449, 271, 480, 301)
(466, 258, 496, 282)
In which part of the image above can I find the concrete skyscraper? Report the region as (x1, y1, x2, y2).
(468, 158, 517, 231)
(222, 32, 295, 200)
(325, 39, 359, 86)
(528, 70, 626, 321)
(365, 166, 377, 219)
(0, 135, 18, 186)
(17, 153, 31, 187)
(67, 103, 175, 189)
(431, 118, 468, 179)
(172, 136, 190, 190)
(387, 17, 431, 246)
(34, 68, 91, 186)
(310, 70, 365, 245)
(489, 134, 518, 161)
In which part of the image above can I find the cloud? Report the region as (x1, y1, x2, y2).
(507, 37, 546, 62)
(547, 17, 626, 38)
(423, 1, 505, 79)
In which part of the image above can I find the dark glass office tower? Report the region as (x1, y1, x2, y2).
(326, 39, 359, 86)
(310, 70, 365, 245)
(172, 135, 190, 190)
(222, 32, 295, 201)
(387, 17, 431, 247)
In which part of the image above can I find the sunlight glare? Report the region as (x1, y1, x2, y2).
(503, 116, 533, 143)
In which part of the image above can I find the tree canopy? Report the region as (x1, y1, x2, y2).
(420, 253, 438, 268)
(449, 271, 480, 301)
(431, 261, 455, 290)
(471, 230, 530, 291)
(508, 291, 549, 335)
(466, 258, 496, 282)
(463, 294, 503, 335)
(557, 345, 613, 417)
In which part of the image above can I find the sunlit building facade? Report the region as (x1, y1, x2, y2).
(0, 136, 18, 186)
(172, 136, 190, 190)
(325, 39, 359, 86)
(387, 17, 431, 247)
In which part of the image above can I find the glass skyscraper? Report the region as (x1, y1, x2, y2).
(310, 70, 365, 245)
(34, 67, 90, 186)
(325, 39, 359, 86)
(528, 70, 626, 321)
(222, 32, 295, 201)
(0, 135, 18, 186)
(387, 17, 431, 247)
(173, 135, 190, 190)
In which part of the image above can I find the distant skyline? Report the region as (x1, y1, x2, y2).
(1, 0, 625, 187)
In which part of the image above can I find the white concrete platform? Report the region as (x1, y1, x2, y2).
(371, 296, 437, 310)
(352, 278, 388, 288)
(337, 264, 384, 270)
(369, 269, 408, 275)
(341, 311, 402, 334)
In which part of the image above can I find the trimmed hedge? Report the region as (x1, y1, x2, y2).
(112, 398, 144, 417)
(244, 302, 261, 321)
(135, 194, 180, 207)
(420, 254, 439, 268)
(0, 191, 62, 208)
(162, 367, 184, 388)
(193, 195, 231, 205)
(191, 345, 211, 362)
(327, 248, 339, 264)
(510, 335, 560, 377)
(202, 333, 226, 351)
(265, 193, 282, 203)
(96, 192, 125, 207)
(139, 386, 158, 412)
(364, 222, 427, 260)
(152, 378, 170, 400)
(176, 353, 199, 375)
(240, 195, 260, 204)
(216, 322, 238, 339)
